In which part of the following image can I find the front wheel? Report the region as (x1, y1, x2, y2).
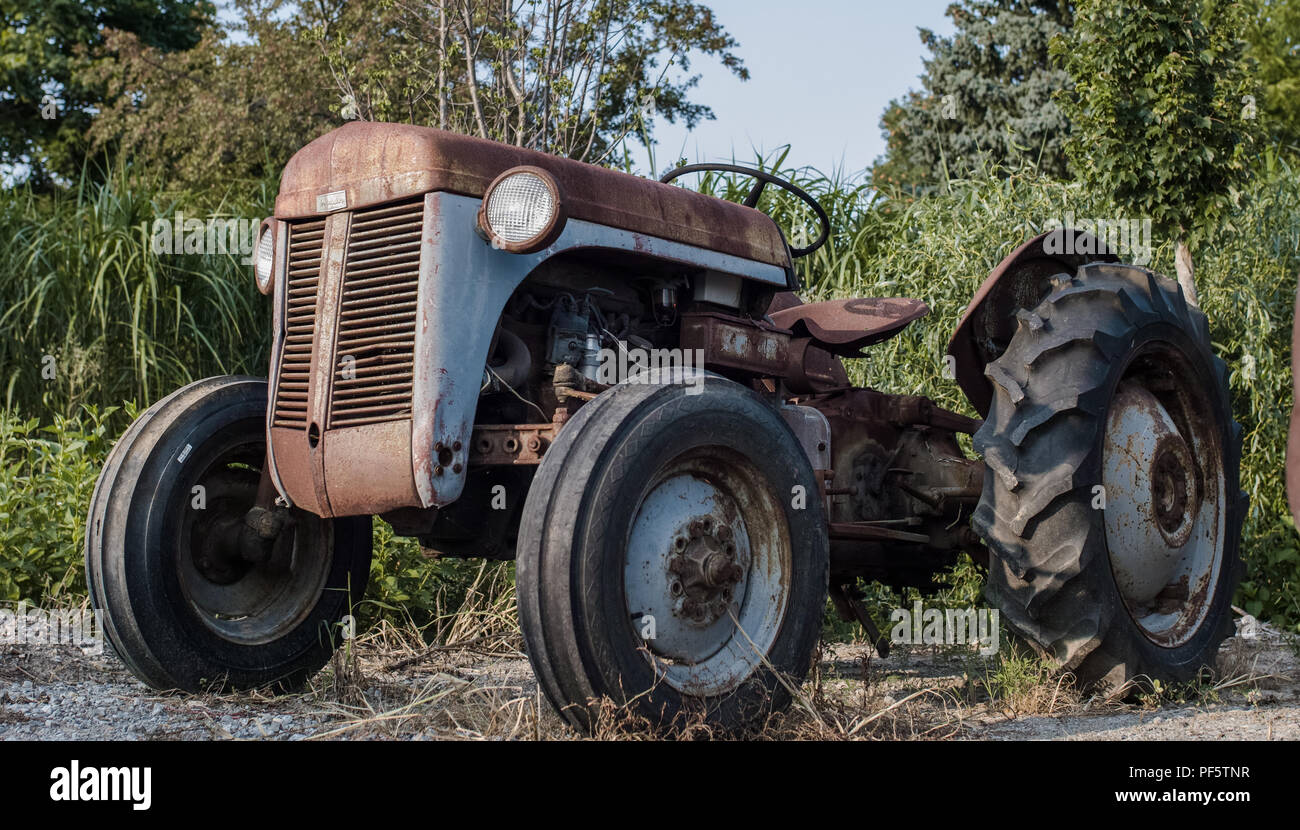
(516, 375, 829, 732)
(85, 376, 372, 692)
(973, 263, 1245, 693)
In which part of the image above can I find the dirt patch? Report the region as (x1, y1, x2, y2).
(0, 628, 1295, 741)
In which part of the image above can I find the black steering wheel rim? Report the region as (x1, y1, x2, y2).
(659, 163, 830, 258)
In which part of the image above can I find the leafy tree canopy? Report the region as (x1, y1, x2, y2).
(82, 0, 747, 191)
(873, 1, 1075, 193)
(1053, 0, 1263, 303)
(0, 0, 215, 184)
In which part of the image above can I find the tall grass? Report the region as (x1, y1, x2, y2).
(0, 167, 275, 418)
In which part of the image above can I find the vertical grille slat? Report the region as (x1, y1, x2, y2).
(329, 199, 423, 429)
(273, 218, 326, 428)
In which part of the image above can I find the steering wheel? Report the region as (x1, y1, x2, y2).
(659, 163, 830, 258)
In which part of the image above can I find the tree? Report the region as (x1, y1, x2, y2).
(1053, 0, 1263, 306)
(84, 3, 354, 191)
(1244, 0, 1300, 152)
(322, 0, 748, 162)
(0, 0, 215, 185)
(83, 0, 748, 189)
(873, 1, 1074, 193)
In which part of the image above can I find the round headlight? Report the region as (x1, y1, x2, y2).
(478, 167, 565, 253)
(254, 223, 275, 295)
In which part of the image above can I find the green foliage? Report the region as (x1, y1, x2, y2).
(1053, 0, 1264, 245)
(0, 166, 274, 416)
(1244, 0, 1300, 152)
(84, 10, 341, 191)
(873, 1, 1075, 192)
(0, 405, 126, 601)
(83, 0, 748, 188)
(322, 0, 747, 162)
(0, 0, 215, 184)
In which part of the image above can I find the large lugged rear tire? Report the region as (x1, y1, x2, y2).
(85, 376, 372, 692)
(973, 263, 1245, 693)
(516, 374, 829, 732)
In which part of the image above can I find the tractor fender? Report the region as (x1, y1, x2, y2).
(946, 229, 1118, 417)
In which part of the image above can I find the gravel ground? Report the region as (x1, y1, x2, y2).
(1, 627, 1296, 740)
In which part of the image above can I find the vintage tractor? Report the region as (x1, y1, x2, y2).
(85, 122, 1244, 731)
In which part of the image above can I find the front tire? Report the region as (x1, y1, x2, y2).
(517, 375, 829, 731)
(973, 263, 1245, 693)
(85, 376, 372, 692)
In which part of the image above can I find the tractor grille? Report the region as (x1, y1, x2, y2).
(272, 218, 326, 429)
(328, 199, 424, 429)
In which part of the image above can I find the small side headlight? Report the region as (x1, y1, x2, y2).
(254, 222, 275, 295)
(477, 166, 566, 253)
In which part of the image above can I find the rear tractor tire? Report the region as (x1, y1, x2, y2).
(516, 374, 829, 732)
(85, 376, 372, 693)
(973, 263, 1245, 694)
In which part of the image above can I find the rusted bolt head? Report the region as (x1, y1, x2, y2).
(452, 463, 463, 474)
(525, 435, 542, 452)
(715, 525, 733, 542)
(434, 465, 444, 476)
(504, 437, 520, 454)
(452, 441, 462, 452)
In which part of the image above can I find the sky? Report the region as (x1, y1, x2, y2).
(639, 0, 956, 177)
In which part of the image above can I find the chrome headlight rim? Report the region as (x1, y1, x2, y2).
(477, 166, 567, 254)
(254, 219, 275, 295)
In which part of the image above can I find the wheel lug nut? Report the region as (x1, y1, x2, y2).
(716, 525, 732, 542)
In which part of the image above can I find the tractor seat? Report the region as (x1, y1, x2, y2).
(768, 293, 930, 356)
(276, 122, 791, 268)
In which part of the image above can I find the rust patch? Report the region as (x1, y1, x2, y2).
(680, 311, 791, 376)
(470, 423, 556, 465)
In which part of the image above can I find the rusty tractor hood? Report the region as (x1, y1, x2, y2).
(275, 121, 790, 268)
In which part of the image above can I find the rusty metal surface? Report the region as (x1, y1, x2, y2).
(769, 297, 930, 356)
(679, 311, 791, 376)
(322, 420, 420, 516)
(802, 387, 985, 586)
(785, 338, 851, 393)
(765, 293, 850, 392)
(946, 230, 1119, 417)
(275, 121, 790, 269)
(470, 423, 555, 465)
